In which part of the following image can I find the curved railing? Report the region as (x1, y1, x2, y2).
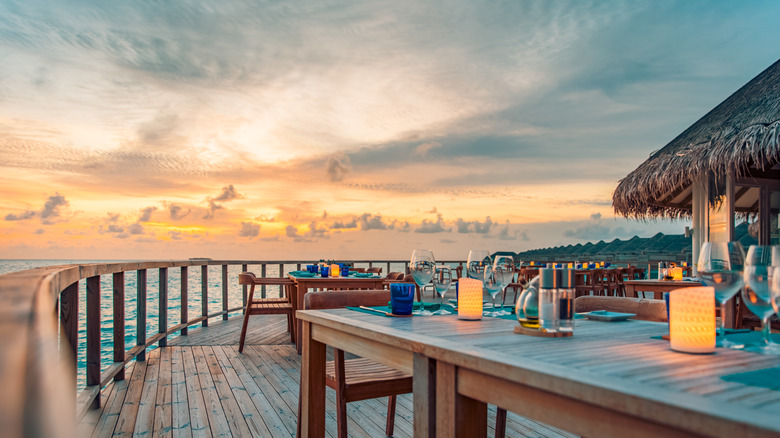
(0, 259, 416, 437)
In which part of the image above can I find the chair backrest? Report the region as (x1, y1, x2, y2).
(366, 267, 383, 274)
(574, 296, 667, 322)
(386, 272, 405, 281)
(238, 271, 257, 285)
(304, 289, 391, 310)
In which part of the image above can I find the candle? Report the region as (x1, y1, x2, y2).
(671, 266, 684, 280)
(331, 263, 340, 277)
(669, 287, 715, 354)
(457, 278, 483, 320)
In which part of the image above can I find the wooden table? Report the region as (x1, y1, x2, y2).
(624, 279, 702, 299)
(287, 275, 386, 353)
(298, 309, 780, 438)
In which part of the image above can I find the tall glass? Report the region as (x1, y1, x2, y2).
(483, 265, 503, 317)
(467, 250, 491, 280)
(697, 241, 745, 349)
(742, 245, 780, 353)
(493, 255, 515, 316)
(432, 265, 452, 315)
(410, 249, 435, 316)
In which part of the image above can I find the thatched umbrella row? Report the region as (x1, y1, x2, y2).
(613, 58, 780, 219)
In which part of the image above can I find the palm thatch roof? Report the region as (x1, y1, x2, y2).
(613, 58, 780, 218)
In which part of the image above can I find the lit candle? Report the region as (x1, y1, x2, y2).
(669, 287, 715, 354)
(457, 278, 483, 320)
(331, 263, 340, 277)
(671, 266, 684, 280)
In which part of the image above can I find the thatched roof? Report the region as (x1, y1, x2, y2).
(613, 58, 780, 218)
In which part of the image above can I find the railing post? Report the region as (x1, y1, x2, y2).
(201, 265, 208, 327)
(86, 275, 101, 409)
(60, 281, 78, 372)
(113, 272, 125, 381)
(261, 263, 267, 298)
(181, 266, 188, 336)
(222, 264, 228, 320)
(137, 269, 147, 362)
(159, 267, 168, 347)
(242, 264, 248, 313)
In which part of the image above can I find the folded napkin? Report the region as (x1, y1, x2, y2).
(352, 273, 377, 278)
(290, 271, 315, 277)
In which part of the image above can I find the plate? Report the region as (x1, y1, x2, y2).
(578, 310, 636, 322)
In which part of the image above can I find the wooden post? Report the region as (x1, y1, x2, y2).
(261, 263, 267, 298)
(137, 269, 147, 362)
(59, 281, 78, 372)
(222, 264, 228, 320)
(242, 264, 248, 313)
(201, 265, 208, 327)
(113, 272, 125, 381)
(413, 353, 436, 437)
(181, 266, 188, 336)
(86, 275, 101, 409)
(159, 267, 168, 347)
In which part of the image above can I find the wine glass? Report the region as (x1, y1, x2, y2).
(698, 241, 745, 349)
(493, 255, 515, 316)
(769, 265, 780, 336)
(467, 250, 491, 280)
(432, 265, 452, 315)
(742, 245, 780, 354)
(410, 249, 436, 316)
(483, 265, 503, 317)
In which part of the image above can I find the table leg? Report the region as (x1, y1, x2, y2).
(455, 391, 487, 437)
(295, 282, 304, 354)
(413, 353, 437, 436)
(300, 320, 326, 438)
(436, 362, 455, 437)
(625, 284, 637, 298)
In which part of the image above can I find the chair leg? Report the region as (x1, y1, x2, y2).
(495, 407, 507, 438)
(386, 395, 396, 436)
(238, 310, 252, 353)
(335, 349, 348, 438)
(288, 312, 295, 343)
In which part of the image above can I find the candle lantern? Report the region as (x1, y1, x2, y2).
(457, 278, 483, 320)
(671, 266, 684, 280)
(669, 287, 715, 354)
(331, 263, 340, 277)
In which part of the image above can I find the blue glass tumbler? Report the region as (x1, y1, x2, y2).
(390, 283, 415, 315)
(341, 265, 349, 277)
(321, 266, 329, 278)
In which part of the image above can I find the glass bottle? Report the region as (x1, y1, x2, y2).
(538, 268, 559, 333)
(557, 269, 575, 333)
(516, 275, 539, 328)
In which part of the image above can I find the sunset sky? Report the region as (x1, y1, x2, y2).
(2, 1, 779, 261)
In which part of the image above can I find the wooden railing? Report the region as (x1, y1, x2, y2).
(0, 258, 436, 437)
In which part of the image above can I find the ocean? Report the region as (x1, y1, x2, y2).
(0, 259, 409, 391)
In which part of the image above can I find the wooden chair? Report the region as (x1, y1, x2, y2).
(366, 266, 383, 275)
(574, 296, 668, 322)
(237, 272, 294, 352)
(299, 289, 412, 438)
(575, 269, 607, 297)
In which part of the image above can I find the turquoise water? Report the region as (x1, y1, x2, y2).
(0, 259, 409, 391)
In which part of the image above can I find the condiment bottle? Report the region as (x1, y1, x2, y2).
(557, 269, 575, 333)
(538, 268, 558, 333)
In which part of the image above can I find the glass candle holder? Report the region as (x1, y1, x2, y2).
(457, 278, 483, 320)
(669, 287, 715, 354)
(390, 283, 415, 315)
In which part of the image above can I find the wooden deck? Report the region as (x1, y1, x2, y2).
(77, 314, 577, 437)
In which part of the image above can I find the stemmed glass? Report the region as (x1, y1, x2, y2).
(410, 249, 436, 316)
(467, 250, 491, 280)
(483, 265, 503, 317)
(432, 265, 453, 315)
(697, 241, 745, 349)
(493, 255, 515, 316)
(742, 245, 780, 353)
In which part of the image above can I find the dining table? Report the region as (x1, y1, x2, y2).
(286, 273, 386, 353)
(624, 279, 703, 299)
(298, 308, 780, 438)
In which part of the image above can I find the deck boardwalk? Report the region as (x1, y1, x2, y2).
(79, 314, 577, 437)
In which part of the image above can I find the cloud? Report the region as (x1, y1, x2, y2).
(106, 224, 124, 233)
(167, 203, 191, 220)
(326, 152, 351, 182)
(455, 217, 494, 234)
(34, 228, 45, 235)
(169, 231, 183, 240)
(389, 219, 411, 232)
(203, 200, 223, 220)
(285, 225, 300, 238)
(331, 218, 358, 229)
(40, 193, 68, 224)
(414, 141, 442, 158)
(239, 221, 260, 237)
(203, 185, 242, 219)
(286, 221, 328, 241)
(128, 223, 144, 235)
(358, 213, 388, 230)
(415, 213, 450, 233)
(591, 212, 602, 220)
(138, 206, 157, 222)
(497, 221, 518, 240)
(5, 210, 36, 221)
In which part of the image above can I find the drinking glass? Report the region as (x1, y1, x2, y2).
(432, 265, 453, 315)
(769, 266, 780, 335)
(410, 249, 436, 316)
(742, 245, 780, 353)
(493, 255, 515, 316)
(698, 241, 745, 349)
(467, 250, 491, 280)
(483, 265, 503, 317)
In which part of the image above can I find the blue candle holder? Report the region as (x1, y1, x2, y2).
(390, 283, 415, 315)
(321, 266, 329, 278)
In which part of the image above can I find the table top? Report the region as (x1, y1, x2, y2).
(298, 308, 780, 437)
(624, 279, 702, 286)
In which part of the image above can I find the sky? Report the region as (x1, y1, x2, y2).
(1, 0, 779, 261)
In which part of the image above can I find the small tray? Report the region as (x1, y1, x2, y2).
(514, 325, 572, 337)
(578, 310, 636, 322)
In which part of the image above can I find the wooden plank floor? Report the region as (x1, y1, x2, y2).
(78, 314, 577, 437)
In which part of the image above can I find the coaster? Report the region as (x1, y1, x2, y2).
(514, 325, 573, 337)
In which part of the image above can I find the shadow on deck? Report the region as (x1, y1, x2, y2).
(78, 314, 576, 437)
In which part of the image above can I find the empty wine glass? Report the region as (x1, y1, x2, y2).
(483, 265, 503, 317)
(698, 241, 745, 349)
(742, 245, 780, 354)
(467, 250, 491, 280)
(410, 249, 435, 316)
(432, 265, 452, 315)
(493, 255, 515, 316)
